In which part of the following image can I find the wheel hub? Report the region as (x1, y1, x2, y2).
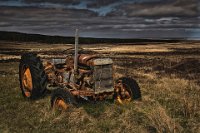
(116, 83, 132, 104)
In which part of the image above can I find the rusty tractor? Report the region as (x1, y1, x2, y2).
(19, 29, 141, 111)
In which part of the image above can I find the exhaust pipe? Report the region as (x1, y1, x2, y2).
(74, 29, 79, 75)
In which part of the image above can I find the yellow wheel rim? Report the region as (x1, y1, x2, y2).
(22, 67, 33, 97)
(54, 98, 69, 111)
(116, 84, 132, 104)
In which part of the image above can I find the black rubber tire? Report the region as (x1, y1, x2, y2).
(116, 77, 141, 100)
(51, 88, 77, 109)
(19, 53, 47, 99)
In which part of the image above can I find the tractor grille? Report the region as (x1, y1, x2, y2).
(93, 64, 114, 94)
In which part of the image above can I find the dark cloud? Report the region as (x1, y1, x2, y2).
(0, 6, 98, 18)
(22, 0, 81, 5)
(0, 5, 99, 36)
(0, 0, 199, 39)
(86, 0, 120, 8)
(107, 0, 198, 17)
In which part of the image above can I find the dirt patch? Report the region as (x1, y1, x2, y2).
(168, 59, 200, 73)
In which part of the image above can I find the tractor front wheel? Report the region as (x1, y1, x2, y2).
(114, 77, 141, 104)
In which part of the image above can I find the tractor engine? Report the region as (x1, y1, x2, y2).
(43, 54, 114, 98)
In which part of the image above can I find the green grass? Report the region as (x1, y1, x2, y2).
(0, 62, 199, 133)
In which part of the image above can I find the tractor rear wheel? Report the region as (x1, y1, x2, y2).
(114, 77, 141, 104)
(19, 53, 47, 99)
(51, 88, 77, 111)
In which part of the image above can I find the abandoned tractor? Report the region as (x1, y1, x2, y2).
(19, 30, 141, 111)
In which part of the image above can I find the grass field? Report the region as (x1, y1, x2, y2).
(0, 41, 200, 133)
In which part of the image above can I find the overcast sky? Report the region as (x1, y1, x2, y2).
(0, 0, 199, 39)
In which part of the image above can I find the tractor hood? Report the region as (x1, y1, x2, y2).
(78, 54, 113, 66)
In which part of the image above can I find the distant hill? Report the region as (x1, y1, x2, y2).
(0, 31, 183, 44)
